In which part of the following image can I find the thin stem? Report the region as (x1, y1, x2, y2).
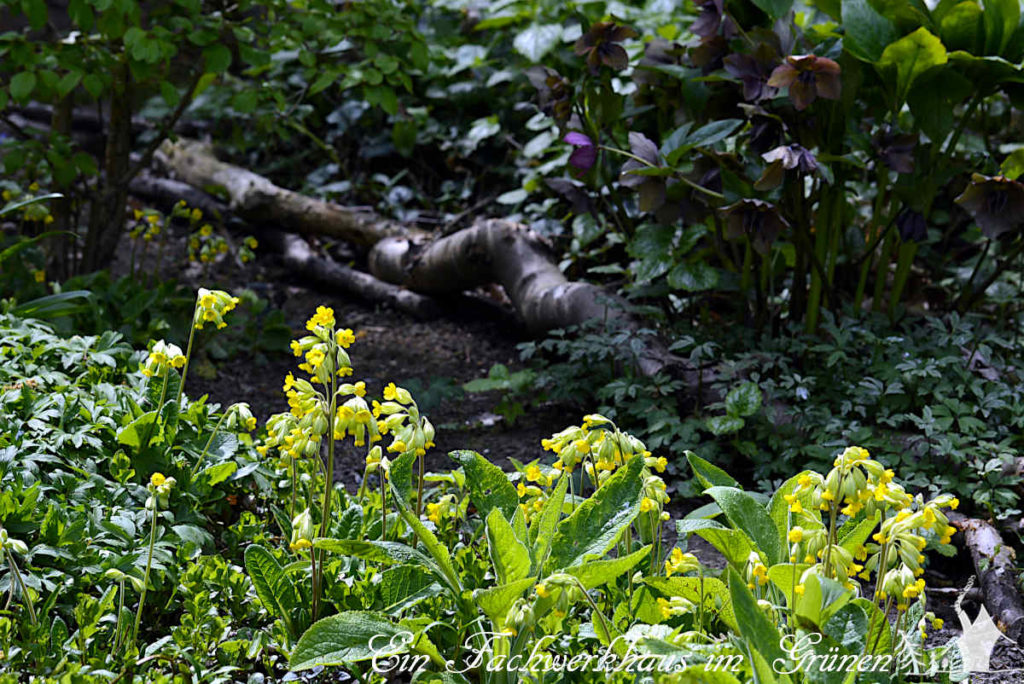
(5, 549, 36, 625)
(188, 413, 227, 482)
(131, 500, 160, 651)
(598, 146, 726, 200)
(175, 305, 199, 408)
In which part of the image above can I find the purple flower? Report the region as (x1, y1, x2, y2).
(721, 199, 789, 254)
(767, 55, 841, 111)
(525, 66, 572, 122)
(724, 42, 781, 102)
(618, 132, 666, 213)
(955, 174, 1024, 238)
(564, 132, 597, 173)
(873, 127, 917, 174)
(755, 144, 818, 190)
(896, 209, 927, 242)
(574, 22, 637, 73)
(691, 0, 724, 39)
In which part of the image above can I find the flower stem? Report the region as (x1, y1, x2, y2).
(175, 299, 199, 408)
(131, 499, 159, 652)
(5, 549, 36, 625)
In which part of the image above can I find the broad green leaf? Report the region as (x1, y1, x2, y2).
(451, 450, 517, 521)
(855, 597, 892, 653)
(203, 461, 236, 486)
(675, 518, 727, 536)
(939, 1, 983, 52)
(389, 451, 416, 507)
(750, 0, 794, 20)
(290, 611, 413, 669)
(1002, 149, 1024, 180)
(695, 527, 754, 567)
(725, 381, 762, 417)
(244, 544, 302, 639)
(767, 563, 812, 602)
(116, 410, 158, 449)
(837, 513, 878, 555)
(486, 508, 531, 584)
(314, 539, 439, 576)
(380, 565, 436, 609)
(645, 576, 738, 632)
(842, 0, 898, 63)
(529, 472, 567, 570)
(767, 471, 816, 550)
(728, 567, 787, 677)
(907, 65, 972, 142)
(10, 72, 37, 102)
(564, 544, 649, 590)
(513, 23, 562, 62)
(878, 28, 948, 105)
(824, 602, 868, 653)
(795, 573, 852, 627)
(705, 487, 783, 566)
(475, 577, 535, 624)
(667, 261, 718, 292)
(984, 0, 1020, 56)
(707, 415, 744, 436)
(389, 478, 463, 593)
(545, 455, 644, 571)
(686, 451, 738, 489)
(203, 44, 232, 73)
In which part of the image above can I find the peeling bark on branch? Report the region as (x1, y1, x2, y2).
(949, 511, 1024, 643)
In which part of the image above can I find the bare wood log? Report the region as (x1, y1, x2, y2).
(948, 511, 1024, 643)
(156, 139, 415, 247)
(154, 138, 697, 379)
(127, 175, 441, 319)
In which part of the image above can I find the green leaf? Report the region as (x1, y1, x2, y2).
(767, 471, 815, 550)
(513, 23, 562, 62)
(842, 0, 898, 63)
(696, 527, 754, 567)
(705, 486, 783, 566)
(706, 415, 745, 435)
(314, 539, 439, 576)
(22, 0, 47, 29)
(203, 461, 237, 486)
(725, 381, 763, 418)
(389, 478, 463, 594)
(907, 65, 972, 142)
(475, 577, 535, 624)
(984, 0, 1020, 56)
(750, 0, 794, 20)
(57, 71, 82, 98)
(644, 575, 737, 632)
(877, 28, 948, 106)
(837, 513, 878, 555)
(939, 1, 983, 52)
(203, 44, 232, 73)
(10, 72, 37, 102)
(564, 544, 650, 590)
(728, 566, 787, 674)
(380, 565, 436, 610)
(1001, 149, 1024, 180)
(529, 471, 567, 570)
(545, 455, 644, 571)
(115, 410, 158, 449)
(11, 289, 93, 320)
(667, 261, 718, 292)
(485, 508, 531, 584)
(451, 450, 518, 521)
(686, 451, 738, 489)
(290, 612, 408, 669)
(244, 544, 302, 640)
(824, 602, 868, 653)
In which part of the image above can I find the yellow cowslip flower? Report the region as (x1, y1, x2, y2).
(245, 236, 258, 249)
(33, 270, 45, 283)
(28, 182, 39, 192)
(664, 548, 699, 578)
(199, 224, 213, 237)
(193, 288, 239, 330)
(191, 208, 203, 222)
(535, 583, 550, 599)
(306, 305, 335, 331)
(794, 584, 805, 596)
(141, 340, 186, 377)
(525, 465, 543, 483)
(335, 328, 356, 348)
(784, 493, 803, 514)
(640, 497, 655, 513)
(151, 472, 166, 487)
(788, 527, 804, 543)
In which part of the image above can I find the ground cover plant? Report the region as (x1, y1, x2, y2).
(5, 0, 1024, 681)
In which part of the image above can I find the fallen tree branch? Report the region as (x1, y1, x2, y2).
(949, 511, 1024, 643)
(128, 175, 441, 319)
(155, 138, 698, 380)
(156, 139, 414, 247)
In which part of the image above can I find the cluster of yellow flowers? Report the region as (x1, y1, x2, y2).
(291, 306, 356, 383)
(289, 509, 315, 552)
(129, 209, 163, 241)
(778, 446, 959, 609)
(664, 547, 700, 577)
(193, 288, 239, 330)
(140, 340, 186, 377)
(147, 472, 176, 509)
(426, 494, 457, 525)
